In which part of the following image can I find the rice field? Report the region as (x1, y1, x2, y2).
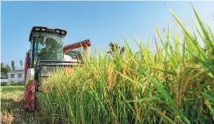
(2, 7, 213, 124)
(37, 8, 214, 124)
(1, 86, 25, 123)
(1, 86, 43, 124)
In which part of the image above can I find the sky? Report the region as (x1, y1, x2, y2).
(1, 1, 214, 69)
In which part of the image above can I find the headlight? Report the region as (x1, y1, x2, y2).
(41, 28, 46, 31)
(55, 30, 60, 33)
(35, 28, 40, 31)
(61, 31, 65, 35)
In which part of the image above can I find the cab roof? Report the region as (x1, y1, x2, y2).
(29, 26, 67, 41)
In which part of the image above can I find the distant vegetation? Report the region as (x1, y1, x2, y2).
(1, 63, 11, 76)
(1, 59, 24, 76)
(38, 8, 214, 123)
(11, 60, 15, 70)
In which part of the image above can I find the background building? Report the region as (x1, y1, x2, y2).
(7, 70, 24, 85)
(0, 75, 9, 85)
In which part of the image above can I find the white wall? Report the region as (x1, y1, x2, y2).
(0, 79, 8, 83)
(8, 72, 24, 84)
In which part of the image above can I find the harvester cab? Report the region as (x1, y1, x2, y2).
(24, 26, 91, 112)
(27, 27, 67, 66)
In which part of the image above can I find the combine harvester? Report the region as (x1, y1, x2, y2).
(24, 26, 91, 113)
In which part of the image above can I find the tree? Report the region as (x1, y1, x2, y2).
(11, 60, 15, 70)
(20, 60, 23, 69)
(1, 63, 11, 76)
(107, 42, 125, 55)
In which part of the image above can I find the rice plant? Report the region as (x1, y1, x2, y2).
(38, 7, 214, 124)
